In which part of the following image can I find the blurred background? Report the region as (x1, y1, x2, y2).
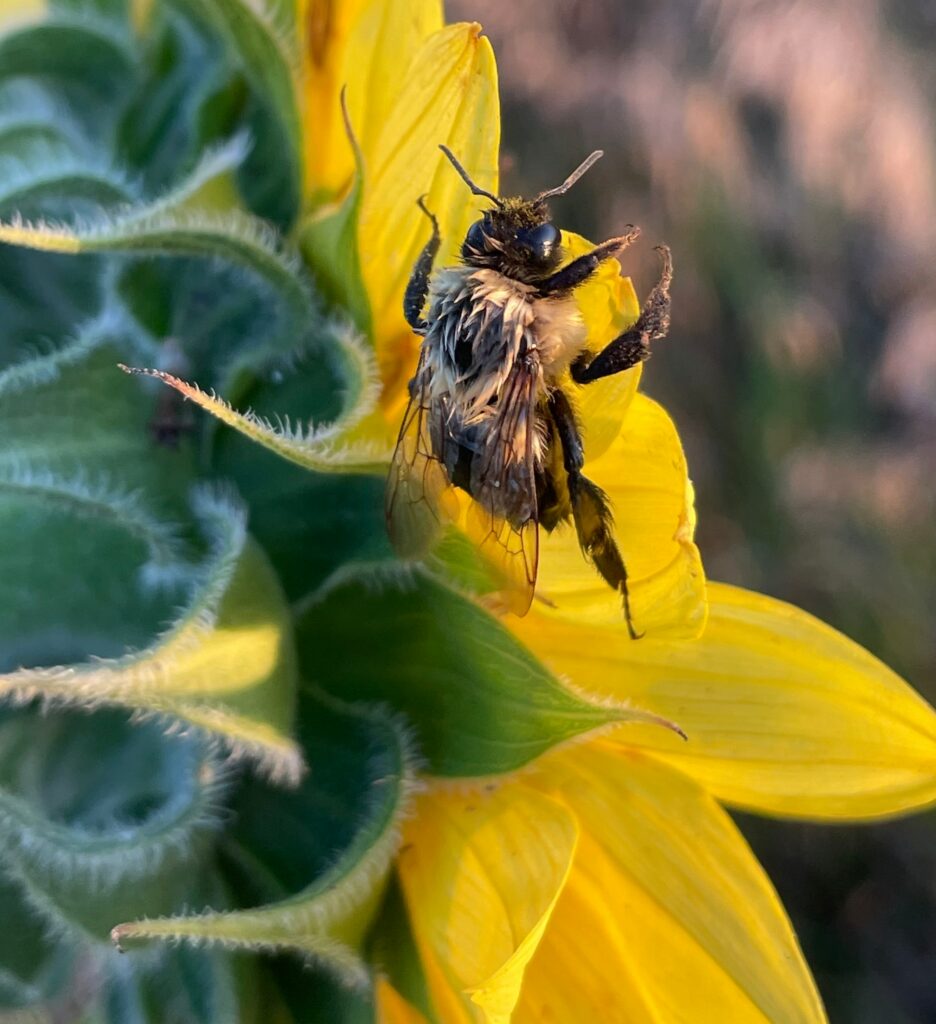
(447, 0, 936, 1019)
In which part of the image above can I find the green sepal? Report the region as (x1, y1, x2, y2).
(296, 566, 677, 778)
(0, 314, 196, 509)
(212, 364, 389, 601)
(0, 707, 228, 941)
(298, 99, 371, 336)
(118, 321, 390, 477)
(0, 15, 136, 100)
(266, 958, 376, 1024)
(0, 872, 76, 1013)
(368, 875, 439, 1024)
(0, 487, 303, 780)
(111, 693, 417, 988)
(166, 0, 303, 212)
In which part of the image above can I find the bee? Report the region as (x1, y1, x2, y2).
(385, 146, 672, 637)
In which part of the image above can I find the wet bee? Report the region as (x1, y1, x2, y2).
(385, 146, 672, 637)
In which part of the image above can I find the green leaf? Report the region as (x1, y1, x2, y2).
(0, 487, 303, 781)
(112, 694, 417, 988)
(295, 566, 682, 777)
(0, 137, 289, 282)
(0, 706, 228, 941)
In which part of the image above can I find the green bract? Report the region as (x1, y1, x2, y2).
(0, 3, 623, 1018)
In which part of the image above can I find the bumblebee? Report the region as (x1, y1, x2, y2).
(385, 146, 672, 637)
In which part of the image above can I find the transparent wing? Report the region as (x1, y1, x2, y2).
(386, 354, 541, 616)
(385, 365, 454, 560)
(467, 357, 541, 616)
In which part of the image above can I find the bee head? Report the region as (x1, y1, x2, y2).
(439, 146, 603, 284)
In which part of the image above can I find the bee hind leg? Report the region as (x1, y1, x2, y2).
(548, 390, 642, 639)
(572, 245, 672, 384)
(403, 196, 441, 333)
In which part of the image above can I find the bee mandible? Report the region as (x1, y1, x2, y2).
(385, 146, 673, 638)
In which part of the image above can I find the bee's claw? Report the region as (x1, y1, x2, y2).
(416, 194, 439, 230)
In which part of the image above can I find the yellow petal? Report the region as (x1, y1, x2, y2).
(359, 22, 500, 409)
(300, 0, 443, 202)
(520, 743, 826, 1024)
(398, 782, 578, 1024)
(524, 393, 706, 639)
(377, 979, 433, 1024)
(520, 581, 936, 820)
(563, 230, 643, 462)
(0, 0, 42, 23)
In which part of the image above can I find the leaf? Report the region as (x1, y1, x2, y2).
(112, 693, 418, 989)
(0, 706, 230, 941)
(294, 566, 682, 777)
(0, 487, 303, 781)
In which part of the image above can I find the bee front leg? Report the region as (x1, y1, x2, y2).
(548, 390, 642, 639)
(403, 196, 441, 334)
(536, 226, 640, 297)
(572, 246, 672, 384)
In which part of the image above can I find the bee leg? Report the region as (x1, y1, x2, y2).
(572, 246, 672, 384)
(403, 196, 441, 333)
(548, 390, 643, 639)
(536, 226, 640, 297)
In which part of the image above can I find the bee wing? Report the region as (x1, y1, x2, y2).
(466, 357, 541, 616)
(386, 352, 540, 617)
(384, 369, 456, 559)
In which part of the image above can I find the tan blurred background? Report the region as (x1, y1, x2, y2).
(448, 0, 936, 1019)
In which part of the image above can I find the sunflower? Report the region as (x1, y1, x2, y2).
(0, 1, 934, 1022)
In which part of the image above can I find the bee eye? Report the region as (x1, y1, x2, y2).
(464, 219, 489, 254)
(519, 222, 560, 263)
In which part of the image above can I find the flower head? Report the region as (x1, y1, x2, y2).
(0, 1, 934, 1021)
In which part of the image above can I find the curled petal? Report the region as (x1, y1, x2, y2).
(398, 783, 578, 1023)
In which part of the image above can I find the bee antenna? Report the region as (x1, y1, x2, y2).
(535, 150, 604, 201)
(439, 145, 503, 207)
